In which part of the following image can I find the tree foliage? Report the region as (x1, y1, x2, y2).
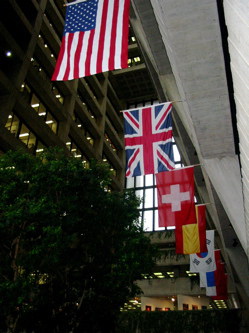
(0, 149, 157, 333)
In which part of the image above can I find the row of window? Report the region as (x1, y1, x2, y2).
(20, 82, 58, 134)
(5, 110, 118, 177)
(5, 112, 45, 154)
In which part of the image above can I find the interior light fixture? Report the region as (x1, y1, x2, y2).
(6, 51, 12, 57)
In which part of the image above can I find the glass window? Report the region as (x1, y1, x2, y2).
(144, 188, 153, 208)
(173, 144, 181, 163)
(145, 174, 154, 186)
(45, 113, 58, 134)
(36, 141, 45, 155)
(135, 189, 143, 209)
(19, 124, 37, 149)
(52, 86, 64, 104)
(143, 210, 153, 232)
(5, 113, 20, 135)
(126, 177, 135, 189)
(30, 94, 40, 112)
(154, 210, 165, 231)
(136, 175, 144, 188)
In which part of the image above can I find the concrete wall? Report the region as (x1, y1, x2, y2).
(223, 0, 249, 259)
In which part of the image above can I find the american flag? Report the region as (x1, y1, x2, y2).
(123, 102, 175, 177)
(52, 0, 130, 81)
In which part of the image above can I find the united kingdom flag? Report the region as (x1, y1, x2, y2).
(123, 102, 175, 177)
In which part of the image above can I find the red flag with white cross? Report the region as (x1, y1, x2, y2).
(156, 167, 196, 227)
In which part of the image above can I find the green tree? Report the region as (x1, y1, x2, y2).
(0, 149, 157, 333)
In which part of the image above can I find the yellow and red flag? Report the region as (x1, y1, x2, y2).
(175, 204, 207, 254)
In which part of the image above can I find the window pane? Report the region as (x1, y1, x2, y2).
(136, 176, 144, 187)
(173, 144, 181, 162)
(36, 141, 45, 155)
(135, 190, 143, 209)
(154, 210, 165, 231)
(19, 124, 30, 144)
(144, 188, 153, 208)
(27, 132, 36, 149)
(126, 177, 135, 189)
(145, 174, 153, 186)
(143, 210, 153, 232)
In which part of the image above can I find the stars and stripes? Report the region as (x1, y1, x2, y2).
(52, 0, 130, 81)
(123, 102, 175, 177)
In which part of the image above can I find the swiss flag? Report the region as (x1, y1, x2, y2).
(156, 167, 196, 227)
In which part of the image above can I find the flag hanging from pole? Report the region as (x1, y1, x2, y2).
(156, 166, 196, 228)
(52, 0, 130, 81)
(199, 250, 228, 299)
(123, 102, 175, 177)
(199, 249, 221, 289)
(175, 204, 208, 254)
(189, 230, 216, 272)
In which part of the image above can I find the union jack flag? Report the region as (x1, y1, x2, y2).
(123, 102, 175, 177)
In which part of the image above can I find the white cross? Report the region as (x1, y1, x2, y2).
(162, 184, 190, 212)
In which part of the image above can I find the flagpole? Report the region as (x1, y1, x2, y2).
(171, 164, 202, 171)
(63, 0, 88, 6)
(196, 203, 212, 206)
